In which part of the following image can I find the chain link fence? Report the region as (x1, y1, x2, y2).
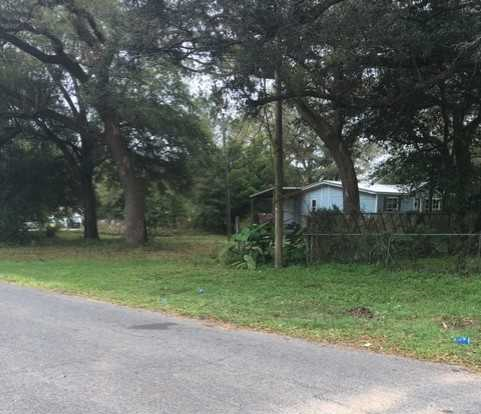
(304, 212, 481, 274)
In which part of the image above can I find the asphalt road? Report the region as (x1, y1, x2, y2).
(1, 283, 480, 414)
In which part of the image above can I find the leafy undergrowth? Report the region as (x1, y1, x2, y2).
(0, 231, 480, 370)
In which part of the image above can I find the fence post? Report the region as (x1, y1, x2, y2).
(310, 235, 314, 264)
(304, 234, 310, 265)
(477, 233, 481, 271)
(478, 233, 481, 258)
(385, 233, 393, 267)
(235, 216, 240, 234)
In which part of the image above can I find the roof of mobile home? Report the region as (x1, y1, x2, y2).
(250, 180, 413, 199)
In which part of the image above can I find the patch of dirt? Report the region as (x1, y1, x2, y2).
(346, 307, 374, 319)
(440, 317, 477, 330)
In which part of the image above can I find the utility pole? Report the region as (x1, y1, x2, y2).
(273, 69, 284, 268)
(222, 118, 232, 238)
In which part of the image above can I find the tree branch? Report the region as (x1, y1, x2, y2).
(0, 27, 89, 82)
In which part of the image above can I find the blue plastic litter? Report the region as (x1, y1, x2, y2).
(454, 336, 471, 345)
(198, 288, 205, 294)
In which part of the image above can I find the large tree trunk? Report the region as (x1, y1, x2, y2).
(295, 100, 360, 217)
(80, 171, 99, 240)
(329, 145, 360, 217)
(54, 130, 100, 241)
(102, 112, 147, 245)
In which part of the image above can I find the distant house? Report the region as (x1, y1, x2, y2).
(250, 180, 442, 226)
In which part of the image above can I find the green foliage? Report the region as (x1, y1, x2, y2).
(190, 116, 277, 233)
(0, 0, 211, 243)
(284, 225, 306, 264)
(145, 187, 189, 231)
(96, 158, 195, 231)
(0, 140, 71, 244)
(0, 206, 30, 244)
(96, 164, 124, 221)
(220, 223, 306, 268)
(220, 223, 272, 269)
(363, 1, 481, 214)
(190, 143, 227, 233)
(2, 0, 481, 243)
(191, 112, 342, 233)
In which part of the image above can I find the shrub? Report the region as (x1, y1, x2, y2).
(220, 223, 272, 269)
(0, 206, 30, 244)
(284, 225, 306, 264)
(220, 223, 306, 269)
(0, 140, 71, 244)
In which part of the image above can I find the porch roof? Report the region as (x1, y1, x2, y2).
(249, 187, 302, 199)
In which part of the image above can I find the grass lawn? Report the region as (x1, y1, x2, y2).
(0, 231, 480, 370)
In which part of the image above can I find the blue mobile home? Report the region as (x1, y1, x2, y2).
(250, 180, 442, 226)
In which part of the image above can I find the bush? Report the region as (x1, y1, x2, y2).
(284, 225, 307, 264)
(0, 140, 72, 244)
(220, 223, 272, 269)
(219, 223, 306, 269)
(0, 206, 30, 244)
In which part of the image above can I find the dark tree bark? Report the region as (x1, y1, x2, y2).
(102, 111, 147, 245)
(331, 145, 360, 217)
(295, 99, 360, 217)
(80, 170, 99, 240)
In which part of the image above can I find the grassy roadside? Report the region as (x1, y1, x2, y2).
(0, 231, 480, 370)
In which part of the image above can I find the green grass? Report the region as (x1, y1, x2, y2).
(1, 231, 480, 370)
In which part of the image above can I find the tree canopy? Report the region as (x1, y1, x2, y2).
(1, 0, 480, 244)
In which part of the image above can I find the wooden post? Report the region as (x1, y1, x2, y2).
(273, 69, 284, 268)
(222, 118, 232, 239)
(477, 232, 481, 267)
(385, 234, 393, 267)
(250, 198, 256, 224)
(304, 235, 310, 265)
